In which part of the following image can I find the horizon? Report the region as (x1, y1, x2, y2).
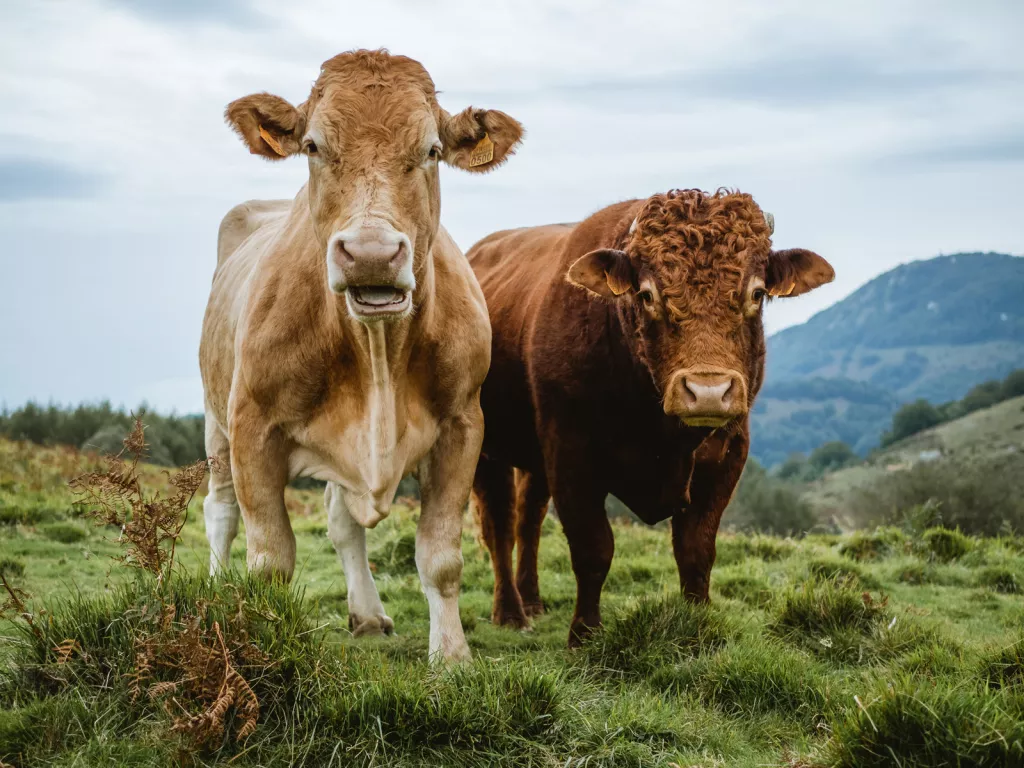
(2, 1, 1022, 413)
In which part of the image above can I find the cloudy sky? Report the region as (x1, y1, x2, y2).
(2, 0, 1022, 414)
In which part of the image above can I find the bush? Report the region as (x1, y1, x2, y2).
(880, 399, 941, 447)
(921, 527, 971, 562)
(807, 441, 858, 476)
(847, 454, 1024, 535)
(722, 460, 817, 536)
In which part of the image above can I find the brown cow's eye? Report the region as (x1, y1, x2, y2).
(638, 289, 654, 305)
(752, 288, 766, 303)
(428, 145, 441, 160)
(304, 140, 318, 155)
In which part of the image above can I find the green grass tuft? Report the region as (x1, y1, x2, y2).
(976, 566, 1021, 594)
(579, 595, 730, 677)
(838, 527, 907, 561)
(825, 678, 1024, 767)
(921, 526, 972, 562)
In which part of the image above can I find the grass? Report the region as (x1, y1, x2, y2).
(2, 436, 1024, 766)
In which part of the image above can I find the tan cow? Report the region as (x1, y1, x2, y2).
(199, 50, 523, 662)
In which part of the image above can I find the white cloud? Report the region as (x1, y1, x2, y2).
(1, 0, 1021, 412)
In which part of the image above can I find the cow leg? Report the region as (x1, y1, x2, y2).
(203, 411, 240, 576)
(472, 456, 529, 629)
(547, 450, 613, 647)
(671, 430, 749, 601)
(325, 482, 394, 637)
(416, 403, 484, 663)
(229, 410, 296, 579)
(514, 469, 550, 617)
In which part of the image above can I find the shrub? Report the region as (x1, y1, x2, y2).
(847, 454, 1024, 535)
(825, 678, 1024, 767)
(880, 399, 941, 447)
(722, 461, 817, 536)
(921, 527, 971, 562)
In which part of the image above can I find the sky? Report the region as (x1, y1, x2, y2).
(1, 0, 1022, 414)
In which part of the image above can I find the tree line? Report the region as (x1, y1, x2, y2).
(0, 401, 204, 467)
(880, 368, 1024, 447)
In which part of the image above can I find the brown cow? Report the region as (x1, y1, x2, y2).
(467, 189, 833, 646)
(199, 50, 523, 662)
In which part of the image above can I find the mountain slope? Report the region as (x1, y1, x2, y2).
(751, 252, 1024, 465)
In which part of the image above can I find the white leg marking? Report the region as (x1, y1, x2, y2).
(416, 527, 471, 663)
(325, 483, 394, 637)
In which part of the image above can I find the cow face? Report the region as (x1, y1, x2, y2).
(567, 189, 833, 427)
(225, 50, 523, 323)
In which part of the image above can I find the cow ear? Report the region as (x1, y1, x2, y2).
(766, 248, 835, 297)
(440, 107, 524, 172)
(225, 93, 304, 161)
(566, 249, 636, 298)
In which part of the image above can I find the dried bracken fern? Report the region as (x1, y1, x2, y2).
(0, 572, 41, 642)
(70, 417, 206, 580)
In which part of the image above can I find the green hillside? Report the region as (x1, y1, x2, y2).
(752, 252, 1024, 465)
(804, 394, 1024, 525)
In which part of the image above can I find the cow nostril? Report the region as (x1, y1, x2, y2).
(721, 379, 735, 407)
(389, 239, 406, 264)
(334, 238, 355, 265)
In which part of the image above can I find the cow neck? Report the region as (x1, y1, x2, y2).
(337, 248, 435, 494)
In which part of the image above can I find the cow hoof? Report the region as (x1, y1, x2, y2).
(349, 613, 395, 638)
(522, 600, 545, 618)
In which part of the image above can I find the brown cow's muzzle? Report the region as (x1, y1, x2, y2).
(326, 225, 415, 320)
(663, 368, 747, 427)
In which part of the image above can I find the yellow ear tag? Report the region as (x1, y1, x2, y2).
(258, 125, 287, 157)
(468, 133, 494, 167)
(606, 272, 630, 296)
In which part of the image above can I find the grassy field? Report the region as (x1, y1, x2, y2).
(2, 436, 1024, 766)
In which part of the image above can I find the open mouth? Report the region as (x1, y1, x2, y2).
(346, 286, 411, 317)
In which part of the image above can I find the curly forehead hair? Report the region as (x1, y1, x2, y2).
(626, 189, 773, 321)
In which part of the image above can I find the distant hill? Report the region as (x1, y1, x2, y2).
(751, 252, 1024, 465)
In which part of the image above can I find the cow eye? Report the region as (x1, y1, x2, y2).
(428, 144, 441, 160)
(752, 287, 766, 303)
(304, 140, 318, 156)
(638, 288, 654, 305)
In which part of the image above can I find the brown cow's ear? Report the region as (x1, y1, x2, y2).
(225, 93, 304, 161)
(440, 107, 524, 172)
(566, 249, 636, 299)
(766, 248, 835, 297)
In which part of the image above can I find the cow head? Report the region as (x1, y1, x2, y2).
(567, 189, 834, 427)
(225, 50, 523, 322)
